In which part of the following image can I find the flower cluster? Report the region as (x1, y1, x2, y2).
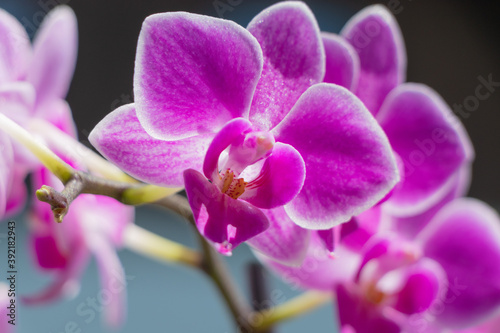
(0, 2, 499, 332)
(0, 6, 133, 328)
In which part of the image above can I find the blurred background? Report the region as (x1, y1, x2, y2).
(1, 0, 499, 332)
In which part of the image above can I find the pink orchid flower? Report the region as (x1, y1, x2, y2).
(262, 198, 500, 333)
(249, 4, 474, 263)
(0, 6, 77, 218)
(90, 2, 399, 254)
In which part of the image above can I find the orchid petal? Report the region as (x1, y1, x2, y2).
(378, 84, 471, 216)
(38, 99, 78, 138)
(336, 284, 400, 333)
(273, 83, 399, 229)
(89, 104, 212, 187)
(322, 32, 360, 91)
(28, 6, 78, 107)
(391, 259, 447, 315)
(203, 118, 252, 180)
(240, 142, 305, 209)
(184, 169, 269, 254)
(247, 1, 325, 130)
(22, 244, 89, 305)
(418, 198, 500, 329)
(247, 207, 310, 266)
(87, 235, 127, 328)
(134, 12, 263, 140)
(260, 233, 361, 290)
(0, 9, 31, 83)
(341, 5, 406, 115)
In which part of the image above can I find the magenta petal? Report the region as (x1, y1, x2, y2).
(336, 284, 400, 333)
(260, 233, 361, 291)
(89, 104, 212, 187)
(322, 33, 360, 92)
(184, 169, 269, 253)
(240, 142, 305, 209)
(273, 83, 399, 229)
(88, 236, 127, 328)
(22, 245, 89, 305)
(134, 12, 263, 140)
(28, 6, 78, 106)
(203, 118, 252, 180)
(341, 5, 406, 115)
(0, 82, 36, 124)
(248, 2, 325, 130)
(247, 207, 310, 266)
(392, 259, 446, 315)
(418, 199, 500, 329)
(4, 169, 27, 218)
(378, 84, 471, 216)
(0, 9, 31, 83)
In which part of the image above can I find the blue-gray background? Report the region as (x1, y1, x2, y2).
(1, 0, 499, 332)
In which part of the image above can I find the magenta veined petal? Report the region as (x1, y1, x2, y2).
(417, 198, 500, 329)
(273, 83, 399, 229)
(184, 169, 269, 254)
(89, 104, 212, 187)
(248, 1, 325, 131)
(134, 12, 263, 141)
(247, 207, 310, 266)
(322, 32, 360, 92)
(240, 142, 305, 209)
(377, 83, 472, 216)
(0, 9, 31, 84)
(341, 5, 406, 116)
(28, 6, 78, 107)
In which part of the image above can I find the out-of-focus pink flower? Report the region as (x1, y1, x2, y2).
(322, 5, 474, 218)
(90, 2, 399, 255)
(262, 198, 500, 333)
(0, 6, 77, 219)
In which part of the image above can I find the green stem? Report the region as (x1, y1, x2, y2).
(253, 291, 332, 332)
(0, 113, 74, 182)
(123, 224, 202, 268)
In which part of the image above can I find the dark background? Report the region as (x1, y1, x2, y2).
(1, 0, 499, 332)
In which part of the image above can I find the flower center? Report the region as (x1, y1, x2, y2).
(219, 169, 247, 199)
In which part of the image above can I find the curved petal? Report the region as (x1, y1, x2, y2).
(390, 259, 447, 315)
(259, 233, 361, 291)
(38, 99, 78, 138)
(184, 169, 269, 255)
(0, 9, 31, 83)
(89, 104, 212, 187)
(28, 6, 78, 106)
(134, 12, 263, 140)
(377, 84, 471, 216)
(322, 32, 360, 91)
(22, 244, 89, 305)
(417, 198, 500, 329)
(247, 1, 325, 130)
(87, 235, 127, 328)
(240, 142, 305, 209)
(386, 165, 470, 239)
(273, 83, 399, 229)
(336, 284, 400, 333)
(247, 207, 310, 266)
(341, 5, 406, 115)
(203, 118, 252, 180)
